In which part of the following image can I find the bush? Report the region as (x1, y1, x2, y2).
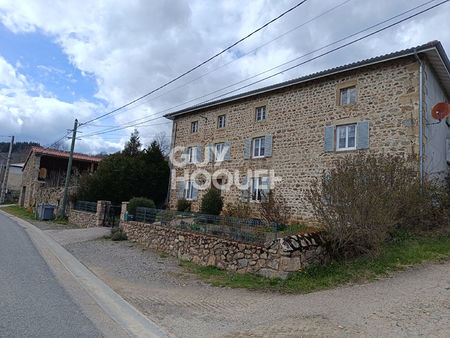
(111, 226, 128, 241)
(127, 197, 155, 216)
(177, 198, 191, 212)
(200, 189, 223, 215)
(258, 190, 291, 226)
(223, 201, 252, 218)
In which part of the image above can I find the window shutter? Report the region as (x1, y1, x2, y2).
(244, 139, 251, 159)
(324, 126, 335, 152)
(356, 121, 370, 149)
(224, 141, 231, 161)
(196, 146, 202, 163)
(241, 177, 248, 202)
(261, 177, 270, 203)
(182, 147, 188, 164)
(264, 135, 273, 157)
(208, 144, 214, 162)
(192, 180, 198, 200)
(178, 181, 185, 199)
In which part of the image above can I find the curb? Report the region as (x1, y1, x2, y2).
(0, 210, 167, 338)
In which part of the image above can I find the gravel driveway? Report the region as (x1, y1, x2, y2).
(64, 239, 450, 338)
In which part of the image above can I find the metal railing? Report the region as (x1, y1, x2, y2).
(74, 200, 97, 213)
(133, 207, 277, 245)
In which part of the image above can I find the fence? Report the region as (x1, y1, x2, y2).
(74, 200, 97, 213)
(134, 207, 277, 245)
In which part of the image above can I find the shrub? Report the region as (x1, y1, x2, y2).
(177, 198, 191, 212)
(111, 226, 128, 241)
(307, 155, 415, 259)
(223, 201, 252, 218)
(127, 197, 155, 216)
(258, 190, 291, 226)
(200, 189, 223, 215)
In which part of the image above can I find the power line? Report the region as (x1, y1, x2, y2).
(78, 0, 309, 127)
(79, 0, 444, 139)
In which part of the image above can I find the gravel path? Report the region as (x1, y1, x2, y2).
(65, 239, 450, 338)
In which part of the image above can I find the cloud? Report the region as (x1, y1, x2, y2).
(0, 0, 449, 154)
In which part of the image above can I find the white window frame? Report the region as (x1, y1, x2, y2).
(340, 86, 356, 105)
(191, 121, 198, 133)
(187, 146, 197, 163)
(252, 137, 265, 158)
(250, 177, 263, 202)
(336, 124, 357, 151)
(185, 180, 194, 200)
(256, 106, 266, 121)
(218, 115, 226, 129)
(215, 142, 225, 162)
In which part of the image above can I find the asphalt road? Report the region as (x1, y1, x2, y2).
(0, 212, 102, 337)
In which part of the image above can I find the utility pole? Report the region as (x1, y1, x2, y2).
(0, 135, 14, 204)
(61, 119, 78, 217)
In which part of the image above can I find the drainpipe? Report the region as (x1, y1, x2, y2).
(414, 49, 423, 187)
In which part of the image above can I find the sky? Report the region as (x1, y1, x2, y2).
(0, 0, 449, 154)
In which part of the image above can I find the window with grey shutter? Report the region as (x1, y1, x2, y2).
(241, 177, 248, 202)
(261, 177, 270, 203)
(224, 141, 231, 160)
(178, 181, 185, 200)
(196, 146, 202, 163)
(192, 180, 198, 200)
(324, 126, 335, 152)
(182, 147, 188, 164)
(243, 139, 251, 159)
(264, 135, 273, 157)
(356, 121, 370, 149)
(208, 144, 214, 162)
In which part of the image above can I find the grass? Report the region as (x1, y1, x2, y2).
(179, 235, 450, 293)
(1, 205, 37, 221)
(279, 223, 314, 235)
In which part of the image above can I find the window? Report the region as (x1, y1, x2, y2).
(191, 121, 198, 133)
(253, 137, 265, 158)
(218, 115, 226, 129)
(256, 106, 266, 121)
(185, 181, 194, 200)
(340, 86, 356, 105)
(212, 178, 223, 195)
(336, 124, 356, 151)
(250, 177, 270, 202)
(187, 146, 197, 163)
(215, 142, 225, 162)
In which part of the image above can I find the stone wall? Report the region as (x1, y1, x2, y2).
(67, 208, 97, 228)
(121, 220, 327, 279)
(169, 57, 425, 222)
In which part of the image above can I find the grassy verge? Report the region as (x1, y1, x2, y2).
(1, 205, 37, 221)
(179, 235, 450, 293)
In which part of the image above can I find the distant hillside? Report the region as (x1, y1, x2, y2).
(0, 141, 40, 164)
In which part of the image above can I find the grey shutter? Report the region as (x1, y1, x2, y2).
(265, 135, 273, 157)
(241, 177, 248, 202)
(178, 181, 185, 199)
(224, 141, 231, 160)
(244, 139, 251, 159)
(324, 126, 335, 152)
(196, 146, 202, 163)
(261, 177, 270, 203)
(208, 144, 214, 163)
(192, 180, 198, 200)
(356, 121, 370, 149)
(182, 147, 188, 164)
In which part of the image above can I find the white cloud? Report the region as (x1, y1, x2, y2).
(0, 0, 449, 154)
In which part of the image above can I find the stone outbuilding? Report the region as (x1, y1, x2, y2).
(19, 146, 101, 209)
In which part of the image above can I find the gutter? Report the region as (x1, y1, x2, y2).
(414, 49, 424, 186)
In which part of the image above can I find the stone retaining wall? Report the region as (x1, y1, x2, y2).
(121, 220, 327, 279)
(67, 208, 98, 228)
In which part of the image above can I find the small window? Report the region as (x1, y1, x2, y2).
(250, 177, 264, 202)
(256, 106, 266, 121)
(185, 181, 194, 200)
(336, 124, 356, 151)
(191, 121, 198, 133)
(253, 137, 265, 158)
(218, 115, 226, 129)
(187, 147, 197, 163)
(340, 86, 356, 105)
(215, 142, 225, 162)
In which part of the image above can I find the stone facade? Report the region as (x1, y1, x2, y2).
(168, 55, 449, 222)
(121, 219, 327, 279)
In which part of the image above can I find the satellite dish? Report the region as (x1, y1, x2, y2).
(431, 102, 450, 120)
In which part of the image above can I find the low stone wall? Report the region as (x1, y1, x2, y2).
(121, 220, 327, 279)
(67, 208, 98, 228)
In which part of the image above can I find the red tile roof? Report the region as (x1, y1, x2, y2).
(24, 146, 101, 168)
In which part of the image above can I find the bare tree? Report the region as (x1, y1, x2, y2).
(153, 131, 170, 156)
(50, 139, 69, 152)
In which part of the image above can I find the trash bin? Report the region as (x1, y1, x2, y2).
(38, 204, 56, 221)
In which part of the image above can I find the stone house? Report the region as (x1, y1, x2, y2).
(164, 41, 450, 222)
(19, 146, 101, 209)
